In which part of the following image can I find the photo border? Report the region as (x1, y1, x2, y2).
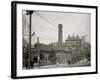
(11, 1, 98, 79)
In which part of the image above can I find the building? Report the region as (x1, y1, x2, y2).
(64, 34, 82, 50)
(31, 43, 71, 66)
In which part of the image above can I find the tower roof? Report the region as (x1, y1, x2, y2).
(66, 34, 80, 40)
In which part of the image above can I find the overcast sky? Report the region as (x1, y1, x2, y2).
(22, 10, 91, 45)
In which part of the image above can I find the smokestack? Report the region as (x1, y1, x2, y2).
(58, 24, 63, 46)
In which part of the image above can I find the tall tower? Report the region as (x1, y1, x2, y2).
(58, 24, 63, 46)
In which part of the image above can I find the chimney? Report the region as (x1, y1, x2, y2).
(58, 24, 63, 46)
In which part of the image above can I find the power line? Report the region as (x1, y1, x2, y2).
(35, 12, 68, 35)
(32, 25, 57, 32)
(35, 12, 57, 29)
(23, 12, 57, 36)
(36, 12, 58, 28)
(23, 11, 69, 37)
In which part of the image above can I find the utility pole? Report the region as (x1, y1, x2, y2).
(26, 10, 33, 69)
(37, 37, 40, 68)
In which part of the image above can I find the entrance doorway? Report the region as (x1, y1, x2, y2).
(33, 56, 38, 63)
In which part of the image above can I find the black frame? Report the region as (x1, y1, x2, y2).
(11, 1, 98, 79)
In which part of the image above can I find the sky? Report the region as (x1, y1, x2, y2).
(22, 10, 91, 45)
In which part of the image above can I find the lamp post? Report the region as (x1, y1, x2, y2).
(26, 10, 33, 69)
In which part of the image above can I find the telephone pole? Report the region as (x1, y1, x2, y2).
(37, 37, 40, 68)
(26, 10, 34, 69)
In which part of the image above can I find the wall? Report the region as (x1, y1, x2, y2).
(0, 0, 99, 80)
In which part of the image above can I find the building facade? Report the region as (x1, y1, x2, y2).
(64, 34, 82, 50)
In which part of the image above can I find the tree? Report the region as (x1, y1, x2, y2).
(82, 42, 91, 61)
